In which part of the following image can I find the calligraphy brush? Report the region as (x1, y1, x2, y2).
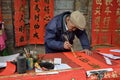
(64, 34, 77, 57)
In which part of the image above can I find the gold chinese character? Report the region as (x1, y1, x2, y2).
(103, 17, 110, 27)
(96, 0, 102, 5)
(95, 16, 101, 27)
(95, 6, 101, 15)
(105, 7, 112, 15)
(117, 0, 120, 6)
(105, 0, 113, 6)
(116, 8, 120, 16)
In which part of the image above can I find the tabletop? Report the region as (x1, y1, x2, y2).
(0, 47, 120, 80)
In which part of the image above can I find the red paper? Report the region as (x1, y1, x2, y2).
(29, 0, 54, 44)
(14, 0, 27, 47)
(92, 0, 120, 47)
(96, 47, 120, 56)
(0, 62, 16, 76)
(63, 52, 109, 71)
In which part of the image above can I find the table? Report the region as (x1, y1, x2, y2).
(0, 47, 120, 80)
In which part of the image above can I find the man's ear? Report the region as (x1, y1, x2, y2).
(66, 16, 70, 21)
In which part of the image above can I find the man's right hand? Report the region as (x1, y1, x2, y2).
(64, 41, 72, 50)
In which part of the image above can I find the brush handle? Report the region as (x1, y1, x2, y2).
(64, 34, 77, 57)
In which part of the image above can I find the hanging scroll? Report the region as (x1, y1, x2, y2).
(111, 1, 120, 47)
(14, 0, 27, 47)
(30, 0, 54, 44)
(92, 0, 120, 47)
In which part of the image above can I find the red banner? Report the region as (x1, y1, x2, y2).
(92, 0, 120, 46)
(30, 0, 54, 44)
(14, 0, 27, 47)
(63, 52, 109, 71)
(0, 62, 16, 76)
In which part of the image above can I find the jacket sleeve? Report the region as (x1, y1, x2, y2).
(75, 29, 91, 49)
(45, 19, 65, 51)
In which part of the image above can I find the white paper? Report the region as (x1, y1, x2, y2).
(110, 49, 120, 53)
(103, 56, 112, 65)
(0, 53, 19, 62)
(36, 71, 59, 75)
(35, 68, 42, 73)
(35, 63, 71, 74)
(54, 63, 71, 70)
(86, 68, 113, 77)
(0, 62, 7, 68)
(54, 58, 62, 65)
(99, 52, 120, 59)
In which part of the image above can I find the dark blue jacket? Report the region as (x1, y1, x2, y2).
(45, 11, 90, 53)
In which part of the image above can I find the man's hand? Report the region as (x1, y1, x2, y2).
(80, 49, 92, 55)
(64, 41, 72, 50)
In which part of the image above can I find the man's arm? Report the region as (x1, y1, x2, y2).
(45, 19, 65, 51)
(75, 29, 91, 49)
(75, 29, 92, 55)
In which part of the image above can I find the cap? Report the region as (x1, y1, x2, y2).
(70, 10, 86, 30)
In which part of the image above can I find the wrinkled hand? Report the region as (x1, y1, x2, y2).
(80, 49, 92, 55)
(64, 41, 72, 50)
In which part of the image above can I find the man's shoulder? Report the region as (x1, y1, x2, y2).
(61, 11, 71, 15)
(55, 11, 71, 18)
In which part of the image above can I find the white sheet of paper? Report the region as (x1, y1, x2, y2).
(0, 53, 19, 62)
(54, 63, 71, 70)
(103, 56, 112, 65)
(110, 49, 120, 53)
(36, 71, 59, 75)
(54, 58, 62, 65)
(0, 62, 7, 68)
(99, 52, 120, 59)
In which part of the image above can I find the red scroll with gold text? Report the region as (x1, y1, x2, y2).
(14, 0, 27, 47)
(30, 0, 54, 44)
(92, 0, 120, 47)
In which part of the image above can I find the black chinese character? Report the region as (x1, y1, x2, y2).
(34, 14, 40, 22)
(35, 4, 40, 12)
(33, 32, 39, 39)
(19, 36, 24, 42)
(34, 24, 40, 29)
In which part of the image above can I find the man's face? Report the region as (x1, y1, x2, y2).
(67, 19, 77, 31)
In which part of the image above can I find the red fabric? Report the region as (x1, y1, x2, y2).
(29, 0, 54, 44)
(98, 30, 111, 45)
(95, 47, 120, 67)
(0, 69, 86, 80)
(14, 0, 27, 47)
(96, 47, 120, 56)
(112, 31, 120, 47)
(63, 50, 120, 69)
(0, 62, 16, 76)
(92, 0, 120, 47)
(0, 51, 120, 80)
(63, 50, 120, 79)
(63, 52, 109, 71)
